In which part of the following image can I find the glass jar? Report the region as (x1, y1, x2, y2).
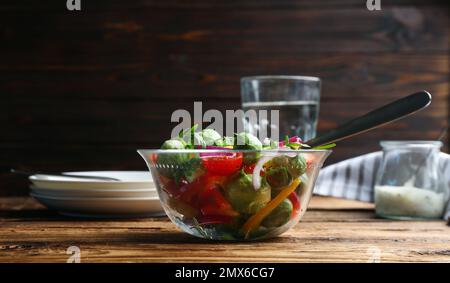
(374, 141, 446, 220)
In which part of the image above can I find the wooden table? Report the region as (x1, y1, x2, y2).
(1, 196, 449, 263)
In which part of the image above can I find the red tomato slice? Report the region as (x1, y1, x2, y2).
(161, 169, 237, 218)
(177, 174, 228, 208)
(202, 153, 243, 176)
(199, 185, 238, 217)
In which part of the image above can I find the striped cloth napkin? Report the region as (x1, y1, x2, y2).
(314, 151, 450, 221)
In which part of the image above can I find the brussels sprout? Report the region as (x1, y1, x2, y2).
(224, 171, 271, 214)
(264, 154, 306, 179)
(178, 157, 205, 182)
(157, 139, 204, 181)
(158, 139, 189, 178)
(201, 129, 222, 146)
(265, 167, 292, 198)
(182, 131, 206, 148)
(214, 136, 235, 147)
(270, 155, 289, 167)
(265, 167, 292, 189)
(287, 154, 307, 178)
(247, 226, 270, 239)
(262, 199, 293, 228)
(156, 152, 189, 179)
(161, 139, 185, 150)
(234, 132, 263, 165)
(234, 132, 262, 150)
(262, 138, 279, 150)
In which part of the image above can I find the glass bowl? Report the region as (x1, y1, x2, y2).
(138, 149, 331, 241)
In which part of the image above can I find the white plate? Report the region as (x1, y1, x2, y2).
(29, 171, 154, 190)
(30, 185, 158, 198)
(30, 192, 165, 218)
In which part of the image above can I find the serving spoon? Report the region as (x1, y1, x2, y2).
(305, 91, 432, 147)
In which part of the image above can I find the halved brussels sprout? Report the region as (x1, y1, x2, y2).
(265, 167, 292, 189)
(157, 140, 189, 178)
(201, 129, 222, 146)
(267, 154, 307, 178)
(234, 132, 263, 150)
(158, 139, 204, 181)
(262, 199, 293, 228)
(234, 132, 263, 164)
(161, 139, 185, 150)
(224, 171, 271, 214)
(288, 154, 307, 178)
(182, 131, 206, 148)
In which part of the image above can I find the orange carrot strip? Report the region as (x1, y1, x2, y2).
(241, 178, 301, 238)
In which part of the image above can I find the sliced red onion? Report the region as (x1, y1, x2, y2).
(289, 136, 302, 143)
(252, 155, 273, 190)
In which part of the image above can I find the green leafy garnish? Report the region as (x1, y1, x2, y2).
(283, 136, 336, 150)
(179, 124, 203, 149)
(283, 135, 311, 150)
(312, 143, 336, 150)
(179, 157, 205, 182)
(178, 124, 198, 139)
(168, 156, 205, 185)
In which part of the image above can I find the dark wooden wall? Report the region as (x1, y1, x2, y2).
(1, 0, 448, 195)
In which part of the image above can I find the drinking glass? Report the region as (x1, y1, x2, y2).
(241, 76, 321, 142)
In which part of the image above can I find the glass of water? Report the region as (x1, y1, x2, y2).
(241, 76, 321, 142)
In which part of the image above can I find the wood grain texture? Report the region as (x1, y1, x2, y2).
(0, 0, 449, 195)
(0, 196, 449, 263)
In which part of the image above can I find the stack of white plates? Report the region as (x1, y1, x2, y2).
(29, 171, 165, 218)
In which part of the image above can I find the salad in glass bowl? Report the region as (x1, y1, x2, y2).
(138, 126, 333, 240)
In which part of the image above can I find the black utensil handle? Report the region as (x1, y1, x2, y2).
(305, 91, 432, 147)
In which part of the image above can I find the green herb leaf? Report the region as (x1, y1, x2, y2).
(312, 143, 336, 150)
(283, 135, 312, 150)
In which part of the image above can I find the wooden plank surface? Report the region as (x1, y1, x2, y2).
(0, 196, 449, 263)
